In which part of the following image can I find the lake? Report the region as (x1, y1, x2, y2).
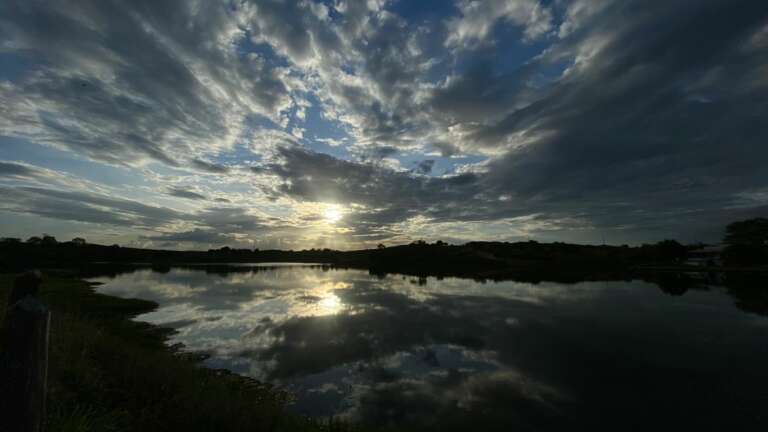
(92, 265, 768, 430)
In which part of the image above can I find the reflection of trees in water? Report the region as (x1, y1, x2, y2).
(650, 272, 711, 296)
(648, 271, 768, 317)
(96, 262, 768, 320)
(95, 262, 768, 323)
(723, 273, 768, 316)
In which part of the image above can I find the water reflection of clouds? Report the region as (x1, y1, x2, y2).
(95, 267, 578, 423)
(93, 268, 360, 363)
(93, 267, 768, 429)
(283, 343, 550, 423)
(383, 276, 632, 305)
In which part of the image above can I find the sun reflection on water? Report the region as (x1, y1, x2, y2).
(317, 293, 342, 314)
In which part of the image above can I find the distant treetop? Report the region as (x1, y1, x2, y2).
(724, 218, 768, 246)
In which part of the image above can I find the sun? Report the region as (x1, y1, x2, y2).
(323, 205, 343, 224)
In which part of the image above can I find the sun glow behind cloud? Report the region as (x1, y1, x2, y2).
(322, 204, 344, 224)
(323, 205, 344, 224)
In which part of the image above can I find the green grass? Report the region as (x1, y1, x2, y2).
(0, 273, 367, 432)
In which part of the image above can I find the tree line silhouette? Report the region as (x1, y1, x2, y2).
(1, 218, 766, 275)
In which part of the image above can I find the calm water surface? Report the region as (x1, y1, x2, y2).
(92, 265, 768, 430)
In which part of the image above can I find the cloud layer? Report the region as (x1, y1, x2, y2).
(1, 0, 767, 248)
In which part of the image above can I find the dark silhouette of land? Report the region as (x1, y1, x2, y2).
(2, 218, 767, 279)
(0, 237, 685, 276)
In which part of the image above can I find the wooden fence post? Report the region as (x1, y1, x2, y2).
(1, 271, 50, 432)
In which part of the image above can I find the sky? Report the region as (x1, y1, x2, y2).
(1, 0, 767, 250)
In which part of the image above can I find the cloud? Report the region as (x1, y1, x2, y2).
(446, 0, 553, 48)
(143, 228, 231, 245)
(259, 145, 487, 239)
(196, 206, 267, 233)
(263, 146, 476, 207)
(0, 0, 292, 166)
(167, 187, 206, 201)
(0, 161, 41, 179)
(191, 159, 230, 174)
(2, 0, 767, 245)
(0, 185, 188, 228)
(461, 0, 768, 241)
(428, 61, 540, 126)
(414, 160, 435, 175)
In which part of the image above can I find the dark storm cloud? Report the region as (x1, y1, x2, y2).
(166, 187, 206, 201)
(455, 0, 768, 241)
(429, 61, 540, 124)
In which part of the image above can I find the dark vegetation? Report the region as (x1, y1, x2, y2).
(364, 239, 691, 279)
(722, 218, 768, 267)
(4, 218, 767, 279)
(0, 234, 695, 278)
(0, 274, 359, 432)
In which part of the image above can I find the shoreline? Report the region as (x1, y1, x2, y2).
(0, 272, 353, 432)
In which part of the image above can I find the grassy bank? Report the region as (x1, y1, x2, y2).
(0, 273, 356, 432)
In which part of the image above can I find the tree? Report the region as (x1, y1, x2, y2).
(654, 239, 687, 262)
(26, 236, 42, 245)
(377, 243, 386, 249)
(724, 218, 768, 246)
(722, 218, 768, 267)
(41, 234, 58, 245)
(71, 237, 86, 245)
